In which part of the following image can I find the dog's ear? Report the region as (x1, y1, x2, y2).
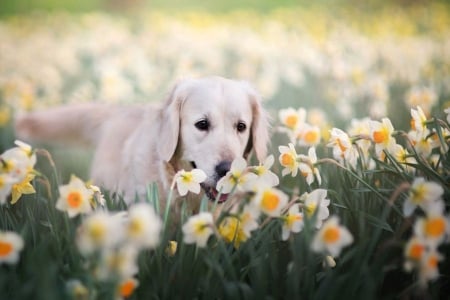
(243, 82, 271, 162)
(157, 81, 187, 162)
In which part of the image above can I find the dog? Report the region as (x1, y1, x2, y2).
(15, 76, 270, 215)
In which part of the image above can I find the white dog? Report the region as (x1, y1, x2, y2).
(15, 76, 270, 214)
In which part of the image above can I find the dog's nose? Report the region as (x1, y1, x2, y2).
(215, 161, 232, 178)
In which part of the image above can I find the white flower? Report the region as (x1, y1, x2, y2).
(311, 216, 353, 257)
(172, 169, 207, 196)
(182, 212, 215, 248)
(278, 143, 300, 177)
(411, 106, 428, 133)
(298, 147, 321, 185)
(403, 178, 443, 217)
(126, 203, 162, 250)
(252, 187, 288, 217)
(297, 124, 321, 147)
(56, 175, 94, 218)
(0, 231, 24, 264)
(216, 158, 257, 194)
(281, 204, 304, 241)
(279, 107, 306, 131)
(76, 211, 125, 255)
(369, 118, 396, 157)
(252, 155, 279, 187)
(302, 189, 330, 229)
(95, 246, 139, 281)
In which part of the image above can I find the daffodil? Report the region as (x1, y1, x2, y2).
(389, 144, 416, 173)
(96, 246, 139, 281)
(279, 107, 306, 131)
(297, 124, 321, 147)
(0, 231, 24, 265)
(403, 236, 428, 272)
(172, 169, 207, 196)
(301, 189, 330, 229)
(0, 174, 16, 205)
(410, 106, 428, 133)
(298, 147, 321, 185)
(76, 211, 124, 255)
(182, 212, 214, 248)
(56, 175, 94, 218)
(252, 155, 279, 187)
(216, 158, 257, 194)
(413, 201, 449, 246)
(219, 204, 260, 248)
(281, 204, 304, 241)
(311, 216, 353, 257)
(252, 187, 288, 217)
(278, 143, 300, 177)
(11, 172, 36, 204)
(126, 203, 162, 250)
(369, 118, 396, 157)
(418, 249, 442, 285)
(403, 177, 443, 217)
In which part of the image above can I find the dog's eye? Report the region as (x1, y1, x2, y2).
(236, 122, 247, 133)
(195, 119, 210, 131)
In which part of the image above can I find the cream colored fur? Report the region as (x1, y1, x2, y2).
(15, 76, 270, 215)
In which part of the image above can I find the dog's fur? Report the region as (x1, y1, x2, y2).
(15, 76, 270, 214)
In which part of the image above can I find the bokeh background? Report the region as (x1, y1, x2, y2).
(1, 0, 450, 179)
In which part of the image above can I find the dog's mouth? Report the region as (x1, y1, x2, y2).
(191, 161, 229, 203)
(201, 183, 229, 203)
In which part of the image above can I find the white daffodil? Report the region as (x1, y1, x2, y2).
(216, 157, 257, 194)
(281, 204, 304, 241)
(278, 143, 300, 177)
(252, 186, 288, 217)
(403, 177, 443, 217)
(0, 231, 24, 265)
(173, 169, 207, 196)
(182, 212, 215, 248)
(311, 216, 353, 258)
(56, 175, 94, 218)
(298, 147, 321, 185)
(126, 203, 162, 250)
(301, 189, 330, 229)
(252, 155, 279, 187)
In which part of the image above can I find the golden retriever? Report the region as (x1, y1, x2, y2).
(15, 76, 270, 214)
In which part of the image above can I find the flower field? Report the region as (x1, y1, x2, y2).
(1, 3, 450, 299)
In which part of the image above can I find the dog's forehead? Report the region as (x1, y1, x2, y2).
(181, 81, 252, 118)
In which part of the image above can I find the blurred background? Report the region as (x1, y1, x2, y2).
(1, 0, 449, 179)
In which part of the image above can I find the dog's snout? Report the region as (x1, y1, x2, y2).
(215, 161, 231, 178)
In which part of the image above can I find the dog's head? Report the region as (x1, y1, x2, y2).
(158, 76, 269, 201)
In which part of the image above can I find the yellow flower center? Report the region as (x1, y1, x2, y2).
(373, 129, 388, 144)
(336, 138, 347, 153)
(0, 241, 13, 257)
(305, 203, 316, 217)
(286, 214, 302, 227)
(67, 191, 83, 208)
(181, 173, 193, 183)
(427, 255, 438, 268)
(303, 130, 319, 144)
(410, 185, 426, 204)
(89, 223, 106, 242)
(119, 279, 137, 298)
(285, 115, 298, 129)
(408, 243, 424, 260)
(425, 217, 446, 238)
(323, 227, 340, 244)
(281, 153, 295, 167)
(261, 191, 280, 212)
(129, 219, 144, 237)
(194, 221, 208, 235)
